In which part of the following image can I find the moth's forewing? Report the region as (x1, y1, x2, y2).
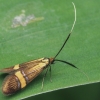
(0, 66, 17, 74)
(0, 58, 45, 74)
(19, 58, 50, 83)
(2, 74, 21, 95)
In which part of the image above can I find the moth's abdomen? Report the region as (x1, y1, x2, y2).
(2, 75, 21, 95)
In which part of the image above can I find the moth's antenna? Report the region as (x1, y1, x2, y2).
(54, 59, 89, 80)
(54, 2, 76, 59)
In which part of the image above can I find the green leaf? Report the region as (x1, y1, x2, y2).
(0, 0, 100, 100)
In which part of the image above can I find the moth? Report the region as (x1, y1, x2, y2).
(0, 2, 88, 96)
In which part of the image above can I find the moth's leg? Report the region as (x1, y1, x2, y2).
(49, 65, 52, 82)
(41, 67, 49, 90)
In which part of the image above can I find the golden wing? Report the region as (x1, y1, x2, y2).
(0, 58, 45, 74)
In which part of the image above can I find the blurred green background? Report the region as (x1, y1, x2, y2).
(0, 0, 100, 100)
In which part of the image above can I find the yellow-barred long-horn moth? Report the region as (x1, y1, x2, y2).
(0, 2, 88, 96)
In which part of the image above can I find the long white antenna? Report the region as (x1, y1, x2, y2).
(54, 2, 76, 59)
(71, 2, 76, 33)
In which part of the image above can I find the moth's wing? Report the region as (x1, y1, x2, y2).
(0, 65, 20, 74)
(0, 62, 38, 74)
(0, 58, 44, 74)
(17, 58, 45, 70)
(2, 73, 21, 95)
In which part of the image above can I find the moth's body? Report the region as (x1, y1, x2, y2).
(1, 58, 54, 95)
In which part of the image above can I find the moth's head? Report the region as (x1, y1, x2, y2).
(49, 58, 55, 64)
